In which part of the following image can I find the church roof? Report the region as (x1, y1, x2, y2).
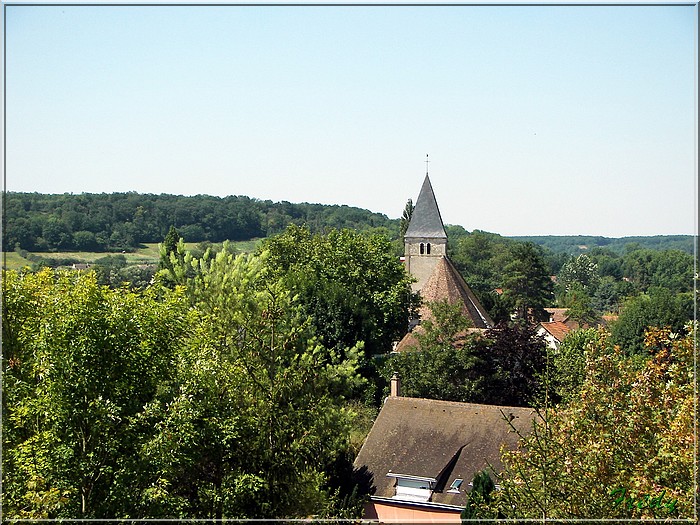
(404, 175, 447, 240)
(419, 256, 493, 329)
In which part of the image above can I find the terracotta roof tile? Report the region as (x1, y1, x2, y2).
(419, 257, 493, 329)
(539, 321, 572, 342)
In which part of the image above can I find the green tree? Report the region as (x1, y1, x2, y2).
(399, 199, 414, 238)
(622, 248, 694, 294)
(560, 282, 599, 326)
(2, 269, 189, 518)
(448, 230, 513, 321)
(159, 226, 182, 271)
(550, 327, 601, 403)
(610, 287, 693, 355)
(461, 469, 496, 519)
(558, 253, 600, 295)
(262, 225, 417, 358)
(490, 325, 695, 519)
(477, 322, 548, 407)
(502, 242, 553, 321)
(382, 301, 485, 402)
(148, 244, 365, 518)
(383, 305, 546, 407)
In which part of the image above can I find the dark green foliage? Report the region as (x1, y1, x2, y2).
(478, 322, 548, 407)
(621, 248, 694, 294)
(550, 328, 601, 403)
(261, 225, 417, 358)
(158, 226, 182, 271)
(461, 469, 496, 519)
(610, 287, 694, 355)
(399, 199, 414, 238)
(510, 235, 694, 255)
(501, 242, 554, 321)
(3, 192, 398, 252)
(382, 302, 487, 402)
(383, 305, 547, 407)
(591, 276, 628, 314)
(447, 229, 514, 323)
(560, 283, 599, 326)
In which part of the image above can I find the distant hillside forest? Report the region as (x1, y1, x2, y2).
(2, 191, 695, 255)
(2, 192, 398, 252)
(510, 235, 695, 255)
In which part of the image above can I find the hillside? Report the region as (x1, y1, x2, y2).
(2, 191, 398, 253)
(2, 191, 693, 255)
(508, 235, 695, 255)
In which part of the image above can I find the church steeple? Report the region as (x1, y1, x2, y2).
(404, 174, 447, 240)
(404, 174, 448, 292)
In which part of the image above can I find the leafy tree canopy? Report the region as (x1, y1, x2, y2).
(491, 325, 695, 519)
(260, 225, 418, 358)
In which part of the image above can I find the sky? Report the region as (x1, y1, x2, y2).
(4, 2, 697, 237)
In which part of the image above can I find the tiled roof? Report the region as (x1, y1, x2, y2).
(539, 321, 572, 343)
(602, 314, 619, 325)
(419, 257, 493, 329)
(393, 325, 484, 353)
(353, 397, 537, 507)
(404, 175, 447, 239)
(544, 308, 569, 324)
(394, 328, 422, 353)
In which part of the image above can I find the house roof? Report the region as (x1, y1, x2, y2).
(418, 257, 493, 329)
(538, 321, 572, 343)
(353, 397, 537, 507)
(404, 175, 447, 240)
(544, 308, 569, 324)
(394, 328, 422, 353)
(393, 325, 484, 353)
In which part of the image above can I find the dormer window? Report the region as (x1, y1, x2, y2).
(387, 473, 435, 503)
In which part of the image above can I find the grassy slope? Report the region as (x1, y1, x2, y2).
(2, 240, 265, 271)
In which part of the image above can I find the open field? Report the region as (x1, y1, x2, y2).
(2, 239, 265, 271)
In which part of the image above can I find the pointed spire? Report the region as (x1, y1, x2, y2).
(404, 174, 447, 239)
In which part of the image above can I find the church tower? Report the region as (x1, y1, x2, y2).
(404, 174, 447, 292)
(398, 171, 494, 340)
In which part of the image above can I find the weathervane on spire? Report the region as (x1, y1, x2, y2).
(425, 154, 430, 175)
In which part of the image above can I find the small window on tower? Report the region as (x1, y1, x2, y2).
(426, 243, 431, 254)
(420, 243, 425, 254)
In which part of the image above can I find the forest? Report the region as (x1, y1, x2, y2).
(2, 193, 697, 520)
(2, 192, 397, 253)
(2, 191, 694, 254)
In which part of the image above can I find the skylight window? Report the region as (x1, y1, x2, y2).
(447, 478, 463, 493)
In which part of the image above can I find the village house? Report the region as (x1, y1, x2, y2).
(354, 375, 537, 523)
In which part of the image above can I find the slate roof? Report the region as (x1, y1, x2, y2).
(353, 397, 537, 507)
(404, 175, 447, 240)
(419, 257, 493, 329)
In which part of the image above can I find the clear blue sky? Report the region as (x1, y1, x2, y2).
(4, 3, 697, 237)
